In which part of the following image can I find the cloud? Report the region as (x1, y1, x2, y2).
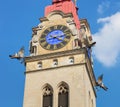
(97, 1, 110, 14)
(93, 12, 120, 67)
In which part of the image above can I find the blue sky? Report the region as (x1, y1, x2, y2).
(0, 0, 120, 107)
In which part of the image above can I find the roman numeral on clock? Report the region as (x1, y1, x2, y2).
(40, 25, 72, 50)
(64, 38, 70, 42)
(46, 44, 51, 49)
(41, 41, 47, 47)
(40, 38, 46, 41)
(59, 42, 64, 47)
(53, 45, 57, 50)
(64, 28, 70, 33)
(54, 25, 58, 29)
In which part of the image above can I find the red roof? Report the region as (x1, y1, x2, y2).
(45, 0, 80, 29)
(52, 0, 71, 3)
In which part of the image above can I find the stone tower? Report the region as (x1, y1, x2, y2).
(23, 0, 96, 107)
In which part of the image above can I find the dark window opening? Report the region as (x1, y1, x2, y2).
(43, 85, 53, 107)
(43, 95, 53, 107)
(58, 83, 69, 107)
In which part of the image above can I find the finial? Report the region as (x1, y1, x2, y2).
(52, 0, 72, 4)
(74, 0, 77, 6)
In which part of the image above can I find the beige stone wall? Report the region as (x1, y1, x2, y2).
(83, 66, 96, 107)
(23, 63, 95, 107)
(26, 53, 85, 72)
(80, 19, 93, 45)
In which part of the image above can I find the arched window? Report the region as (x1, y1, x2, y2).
(53, 59, 58, 67)
(69, 57, 74, 64)
(43, 84, 53, 107)
(58, 82, 69, 107)
(38, 62, 42, 69)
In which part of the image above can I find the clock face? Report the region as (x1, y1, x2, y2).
(40, 25, 72, 50)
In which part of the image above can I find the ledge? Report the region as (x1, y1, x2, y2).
(25, 48, 86, 63)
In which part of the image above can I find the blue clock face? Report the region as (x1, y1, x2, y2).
(40, 25, 72, 50)
(46, 30, 65, 45)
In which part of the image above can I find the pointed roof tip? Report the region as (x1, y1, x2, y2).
(52, 0, 74, 4)
(74, 0, 77, 5)
(52, 0, 79, 11)
(46, 0, 80, 29)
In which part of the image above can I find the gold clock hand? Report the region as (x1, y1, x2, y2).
(56, 37, 63, 41)
(50, 35, 63, 40)
(59, 34, 65, 37)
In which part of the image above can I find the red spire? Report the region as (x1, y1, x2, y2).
(52, 0, 71, 4)
(45, 0, 80, 29)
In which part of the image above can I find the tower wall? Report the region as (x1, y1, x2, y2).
(23, 50, 96, 107)
(23, 65, 96, 107)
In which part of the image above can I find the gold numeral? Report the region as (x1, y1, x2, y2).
(40, 38, 46, 41)
(66, 33, 71, 37)
(53, 45, 57, 50)
(46, 44, 51, 49)
(60, 42, 64, 47)
(64, 29, 69, 33)
(41, 42, 47, 46)
(64, 31, 69, 34)
(42, 33, 47, 36)
(64, 38, 69, 42)
(54, 25, 58, 29)
(60, 26, 64, 30)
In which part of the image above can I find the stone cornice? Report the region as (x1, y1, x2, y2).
(40, 17, 49, 22)
(40, 12, 73, 23)
(25, 49, 86, 63)
(25, 62, 85, 73)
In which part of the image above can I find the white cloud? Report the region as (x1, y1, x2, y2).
(93, 12, 120, 67)
(97, 1, 110, 14)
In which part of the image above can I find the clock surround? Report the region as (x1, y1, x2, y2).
(39, 25, 72, 50)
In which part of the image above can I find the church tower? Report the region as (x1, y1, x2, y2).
(23, 0, 96, 107)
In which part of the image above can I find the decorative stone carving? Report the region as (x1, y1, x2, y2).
(66, 19, 75, 25)
(32, 35, 38, 43)
(59, 84, 68, 94)
(43, 86, 53, 96)
(73, 30, 82, 49)
(29, 40, 37, 56)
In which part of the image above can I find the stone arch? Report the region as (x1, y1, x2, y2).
(58, 81, 69, 107)
(42, 84, 53, 107)
(47, 10, 65, 18)
(58, 81, 69, 93)
(69, 56, 74, 64)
